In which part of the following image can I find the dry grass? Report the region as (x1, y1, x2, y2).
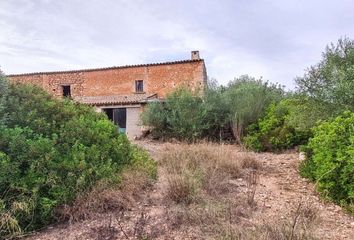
(0, 212, 22, 239)
(158, 143, 265, 238)
(160, 143, 260, 203)
(56, 169, 153, 223)
(235, 203, 319, 240)
(166, 174, 199, 204)
(213, 201, 318, 240)
(158, 143, 318, 240)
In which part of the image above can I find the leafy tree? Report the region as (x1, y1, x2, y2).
(140, 101, 168, 137)
(202, 79, 231, 140)
(224, 75, 284, 143)
(0, 70, 9, 125)
(296, 37, 354, 110)
(142, 88, 209, 141)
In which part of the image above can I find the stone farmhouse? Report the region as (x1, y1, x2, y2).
(7, 51, 207, 139)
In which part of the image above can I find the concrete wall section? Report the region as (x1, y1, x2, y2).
(126, 107, 142, 139)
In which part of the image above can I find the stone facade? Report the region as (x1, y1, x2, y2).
(7, 52, 207, 139)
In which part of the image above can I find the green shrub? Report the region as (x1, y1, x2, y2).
(0, 81, 155, 238)
(300, 111, 354, 207)
(142, 87, 225, 142)
(141, 77, 283, 142)
(244, 99, 310, 152)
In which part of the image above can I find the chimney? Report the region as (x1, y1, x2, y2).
(191, 50, 200, 60)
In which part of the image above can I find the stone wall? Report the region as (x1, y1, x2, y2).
(8, 60, 207, 99)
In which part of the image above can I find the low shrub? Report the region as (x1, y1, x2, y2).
(244, 99, 310, 152)
(0, 81, 156, 238)
(141, 88, 207, 142)
(300, 111, 354, 207)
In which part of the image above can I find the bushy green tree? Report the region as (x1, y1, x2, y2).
(225, 75, 284, 142)
(141, 79, 232, 142)
(0, 71, 9, 125)
(300, 111, 354, 208)
(201, 79, 230, 139)
(247, 37, 354, 153)
(296, 37, 354, 110)
(140, 101, 168, 137)
(283, 96, 336, 133)
(0, 80, 156, 238)
(142, 88, 210, 141)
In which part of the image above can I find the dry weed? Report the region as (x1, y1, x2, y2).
(231, 202, 319, 240)
(246, 170, 259, 207)
(160, 143, 260, 204)
(241, 153, 261, 170)
(0, 212, 21, 239)
(166, 174, 199, 204)
(56, 170, 152, 223)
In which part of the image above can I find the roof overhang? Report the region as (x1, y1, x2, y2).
(73, 93, 159, 106)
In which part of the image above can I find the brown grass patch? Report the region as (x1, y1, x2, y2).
(56, 170, 153, 223)
(159, 143, 319, 239)
(160, 143, 260, 203)
(205, 201, 318, 240)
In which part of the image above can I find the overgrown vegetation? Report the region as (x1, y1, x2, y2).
(141, 37, 354, 215)
(225, 75, 285, 143)
(295, 37, 354, 109)
(141, 88, 211, 142)
(142, 38, 353, 150)
(142, 76, 284, 142)
(0, 75, 156, 239)
(300, 112, 354, 210)
(244, 98, 312, 152)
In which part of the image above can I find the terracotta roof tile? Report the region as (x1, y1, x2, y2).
(73, 93, 158, 105)
(6, 59, 204, 77)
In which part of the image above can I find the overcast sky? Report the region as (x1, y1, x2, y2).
(1, 0, 354, 88)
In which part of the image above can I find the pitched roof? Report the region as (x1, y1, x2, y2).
(73, 93, 158, 106)
(7, 59, 204, 77)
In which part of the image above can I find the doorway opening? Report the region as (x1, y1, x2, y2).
(103, 108, 127, 133)
(62, 85, 71, 98)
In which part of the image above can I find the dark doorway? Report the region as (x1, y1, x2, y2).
(62, 85, 71, 97)
(103, 108, 127, 133)
(113, 108, 126, 129)
(104, 108, 113, 121)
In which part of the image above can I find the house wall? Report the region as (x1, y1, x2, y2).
(8, 60, 207, 99)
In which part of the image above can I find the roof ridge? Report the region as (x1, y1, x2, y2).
(6, 59, 204, 77)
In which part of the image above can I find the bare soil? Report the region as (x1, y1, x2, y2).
(24, 140, 354, 240)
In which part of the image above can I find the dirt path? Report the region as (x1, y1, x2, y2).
(251, 151, 354, 239)
(25, 140, 354, 240)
